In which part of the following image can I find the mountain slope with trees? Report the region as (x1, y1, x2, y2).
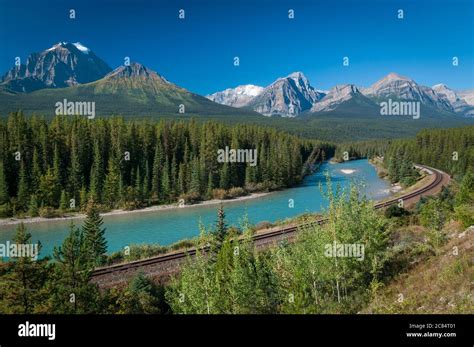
(0, 112, 333, 218)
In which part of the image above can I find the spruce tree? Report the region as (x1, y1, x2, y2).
(28, 195, 39, 217)
(82, 198, 107, 266)
(151, 143, 163, 200)
(206, 171, 214, 199)
(59, 190, 68, 212)
(104, 158, 120, 209)
(0, 223, 49, 313)
(51, 222, 99, 313)
(0, 160, 9, 204)
(161, 158, 171, 202)
(89, 140, 103, 203)
(213, 204, 228, 244)
(17, 161, 29, 211)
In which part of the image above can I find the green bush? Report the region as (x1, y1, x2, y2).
(38, 206, 59, 218)
(454, 204, 474, 229)
(384, 205, 409, 218)
(0, 203, 12, 218)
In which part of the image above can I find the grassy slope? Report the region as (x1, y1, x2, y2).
(365, 224, 473, 314)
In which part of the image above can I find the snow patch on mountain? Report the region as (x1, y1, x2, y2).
(206, 84, 264, 107)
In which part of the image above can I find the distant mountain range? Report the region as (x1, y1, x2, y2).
(0, 42, 258, 117)
(208, 72, 474, 118)
(1, 42, 473, 119)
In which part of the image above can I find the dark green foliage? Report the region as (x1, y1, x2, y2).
(0, 112, 332, 217)
(49, 222, 100, 313)
(0, 223, 49, 313)
(213, 204, 228, 244)
(384, 205, 409, 218)
(113, 272, 170, 314)
(385, 126, 474, 179)
(82, 198, 107, 265)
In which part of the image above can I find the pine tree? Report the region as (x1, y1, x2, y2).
(190, 156, 201, 196)
(53, 143, 62, 186)
(59, 190, 68, 212)
(178, 163, 186, 195)
(143, 160, 150, 201)
(213, 204, 227, 244)
(161, 158, 171, 202)
(134, 165, 143, 202)
(0, 160, 9, 204)
(28, 195, 39, 217)
(17, 161, 29, 211)
(82, 198, 107, 266)
(38, 168, 60, 208)
(151, 143, 163, 200)
(0, 223, 49, 313)
(206, 171, 214, 199)
(79, 186, 88, 211)
(219, 162, 230, 190)
(104, 158, 121, 209)
(31, 148, 42, 194)
(170, 154, 178, 198)
(68, 136, 82, 202)
(89, 140, 103, 203)
(50, 222, 99, 313)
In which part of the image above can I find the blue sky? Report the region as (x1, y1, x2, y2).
(0, 0, 473, 94)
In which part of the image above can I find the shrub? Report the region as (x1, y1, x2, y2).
(384, 205, 409, 218)
(227, 187, 247, 199)
(212, 189, 228, 200)
(255, 221, 273, 230)
(38, 207, 59, 218)
(179, 191, 201, 204)
(0, 203, 12, 218)
(454, 204, 474, 229)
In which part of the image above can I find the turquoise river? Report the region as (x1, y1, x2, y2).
(0, 159, 392, 257)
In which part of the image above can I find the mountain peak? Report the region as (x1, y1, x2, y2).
(286, 71, 307, 80)
(46, 42, 90, 55)
(432, 83, 448, 90)
(311, 84, 367, 113)
(1, 41, 111, 92)
(105, 62, 166, 81)
(385, 72, 411, 81)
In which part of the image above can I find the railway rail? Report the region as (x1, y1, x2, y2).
(91, 164, 447, 286)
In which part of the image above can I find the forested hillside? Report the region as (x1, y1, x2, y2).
(334, 126, 474, 180)
(0, 112, 333, 218)
(385, 126, 474, 179)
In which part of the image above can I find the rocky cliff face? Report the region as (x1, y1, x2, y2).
(246, 72, 325, 116)
(1, 42, 112, 92)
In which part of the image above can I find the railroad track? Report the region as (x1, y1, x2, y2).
(91, 164, 447, 282)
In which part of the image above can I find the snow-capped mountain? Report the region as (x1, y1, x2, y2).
(432, 83, 472, 114)
(310, 84, 373, 112)
(1, 42, 111, 92)
(458, 89, 474, 106)
(206, 84, 264, 107)
(362, 72, 453, 111)
(245, 72, 325, 116)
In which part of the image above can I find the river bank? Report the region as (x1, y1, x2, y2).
(0, 191, 272, 228)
